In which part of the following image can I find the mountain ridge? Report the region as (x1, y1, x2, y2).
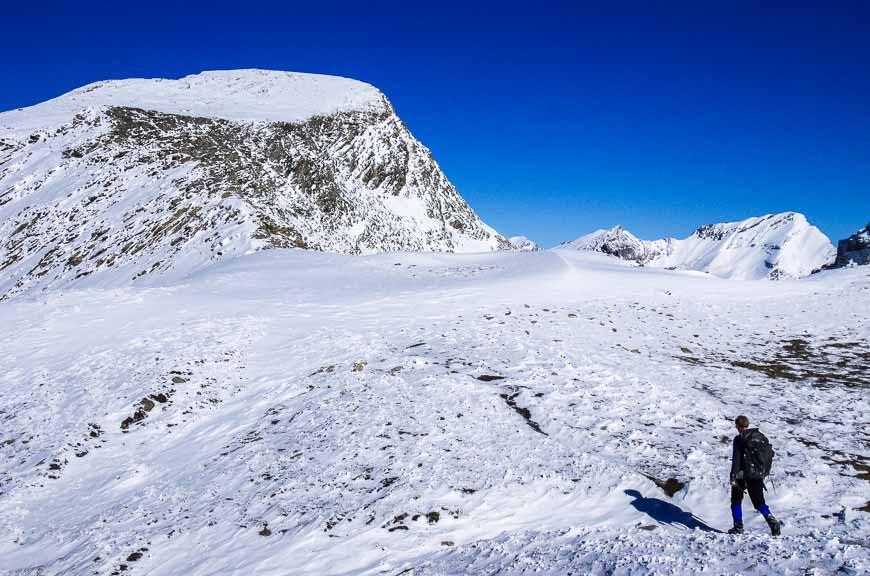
(559, 212, 835, 280)
(0, 69, 385, 135)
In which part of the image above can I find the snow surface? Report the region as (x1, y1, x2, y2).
(561, 213, 836, 280)
(0, 69, 385, 136)
(1, 249, 868, 575)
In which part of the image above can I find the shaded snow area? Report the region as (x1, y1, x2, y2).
(1, 250, 868, 575)
(0, 70, 385, 136)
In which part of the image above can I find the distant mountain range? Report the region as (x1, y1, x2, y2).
(558, 212, 838, 280)
(0, 70, 864, 298)
(0, 69, 510, 298)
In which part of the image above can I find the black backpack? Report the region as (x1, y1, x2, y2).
(743, 429, 775, 480)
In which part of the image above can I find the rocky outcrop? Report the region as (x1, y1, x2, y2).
(829, 223, 870, 268)
(0, 70, 510, 298)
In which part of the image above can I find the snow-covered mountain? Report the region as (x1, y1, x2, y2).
(560, 213, 835, 280)
(508, 235, 542, 251)
(561, 225, 672, 262)
(829, 222, 870, 268)
(0, 69, 510, 299)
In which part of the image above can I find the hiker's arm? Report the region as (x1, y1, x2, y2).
(729, 437, 741, 483)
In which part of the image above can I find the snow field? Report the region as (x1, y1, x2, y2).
(0, 250, 868, 575)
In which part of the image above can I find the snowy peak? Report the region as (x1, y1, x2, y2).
(0, 70, 510, 299)
(0, 70, 386, 135)
(561, 213, 835, 280)
(561, 225, 665, 262)
(508, 236, 542, 251)
(669, 212, 835, 279)
(829, 222, 870, 268)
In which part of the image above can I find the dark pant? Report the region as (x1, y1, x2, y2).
(731, 478, 766, 511)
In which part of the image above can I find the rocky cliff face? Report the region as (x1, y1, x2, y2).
(0, 70, 510, 298)
(560, 213, 835, 280)
(829, 223, 870, 268)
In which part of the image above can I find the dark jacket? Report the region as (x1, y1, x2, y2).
(730, 428, 759, 482)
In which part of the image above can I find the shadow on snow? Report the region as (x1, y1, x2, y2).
(624, 489, 721, 533)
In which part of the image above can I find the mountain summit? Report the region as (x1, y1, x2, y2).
(560, 213, 835, 280)
(0, 70, 510, 298)
(508, 236, 542, 251)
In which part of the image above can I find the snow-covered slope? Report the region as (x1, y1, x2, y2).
(1, 250, 867, 574)
(508, 235, 542, 251)
(0, 70, 510, 299)
(829, 222, 870, 268)
(560, 213, 835, 280)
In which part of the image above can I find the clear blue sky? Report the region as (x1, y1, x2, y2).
(4, 1, 868, 246)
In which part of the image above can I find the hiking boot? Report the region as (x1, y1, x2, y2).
(765, 515, 781, 536)
(727, 523, 744, 535)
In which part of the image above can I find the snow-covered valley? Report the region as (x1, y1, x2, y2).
(1, 249, 868, 575)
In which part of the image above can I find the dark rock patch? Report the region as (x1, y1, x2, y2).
(499, 392, 547, 435)
(643, 474, 686, 497)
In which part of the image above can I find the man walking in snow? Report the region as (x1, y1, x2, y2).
(729, 415, 781, 536)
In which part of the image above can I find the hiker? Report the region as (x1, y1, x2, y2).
(728, 415, 781, 535)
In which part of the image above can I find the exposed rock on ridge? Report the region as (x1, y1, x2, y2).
(827, 223, 870, 269)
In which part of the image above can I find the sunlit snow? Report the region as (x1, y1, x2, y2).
(1, 249, 867, 575)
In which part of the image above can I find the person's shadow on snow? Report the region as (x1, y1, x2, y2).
(624, 489, 721, 533)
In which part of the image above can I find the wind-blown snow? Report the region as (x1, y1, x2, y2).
(1, 249, 867, 575)
(0, 70, 385, 136)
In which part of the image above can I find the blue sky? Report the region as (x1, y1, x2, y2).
(4, 1, 868, 246)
